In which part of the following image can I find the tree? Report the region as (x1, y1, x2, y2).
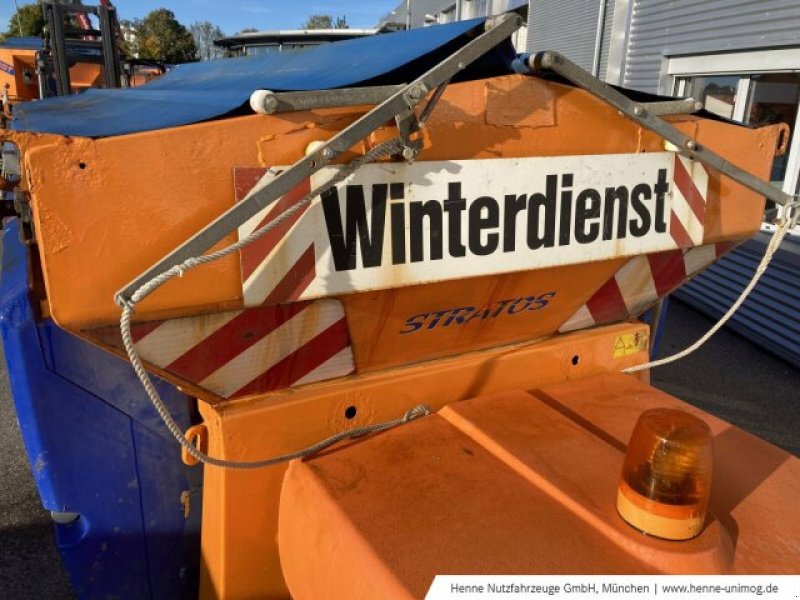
(6, 2, 45, 37)
(301, 14, 348, 30)
(190, 21, 225, 61)
(130, 9, 197, 63)
(5, 0, 86, 38)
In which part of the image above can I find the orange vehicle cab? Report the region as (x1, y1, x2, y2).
(0, 37, 104, 112)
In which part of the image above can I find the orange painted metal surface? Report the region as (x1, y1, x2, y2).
(6, 74, 784, 402)
(343, 259, 628, 372)
(14, 75, 782, 333)
(0, 48, 39, 104)
(539, 374, 800, 575)
(0, 47, 105, 105)
(67, 62, 103, 90)
(7, 71, 793, 600)
(197, 322, 651, 599)
(278, 373, 799, 600)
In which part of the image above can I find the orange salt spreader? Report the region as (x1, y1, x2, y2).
(3, 13, 799, 600)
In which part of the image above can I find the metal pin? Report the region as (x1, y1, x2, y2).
(263, 95, 278, 112)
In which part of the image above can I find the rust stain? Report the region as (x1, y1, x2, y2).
(485, 76, 556, 128)
(180, 490, 191, 519)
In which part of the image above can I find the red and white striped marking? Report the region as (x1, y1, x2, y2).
(91, 298, 354, 399)
(559, 242, 734, 332)
(235, 167, 318, 307)
(670, 155, 708, 248)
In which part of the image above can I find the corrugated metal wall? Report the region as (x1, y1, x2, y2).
(519, 0, 800, 366)
(624, 0, 800, 93)
(675, 233, 800, 368)
(527, 0, 614, 77)
(598, 1, 615, 80)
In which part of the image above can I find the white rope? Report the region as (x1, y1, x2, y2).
(120, 122, 797, 461)
(624, 208, 799, 374)
(118, 138, 432, 469)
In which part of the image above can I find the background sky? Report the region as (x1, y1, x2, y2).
(1, 0, 402, 36)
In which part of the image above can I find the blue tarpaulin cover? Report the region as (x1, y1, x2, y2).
(0, 36, 44, 50)
(0, 35, 104, 60)
(11, 18, 515, 138)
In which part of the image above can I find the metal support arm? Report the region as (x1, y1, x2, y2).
(529, 51, 796, 209)
(115, 13, 523, 306)
(251, 85, 405, 115)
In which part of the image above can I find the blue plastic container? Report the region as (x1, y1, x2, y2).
(0, 219, 202, 599)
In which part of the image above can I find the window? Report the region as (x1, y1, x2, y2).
(245, 43, 318, 56)
(669, 50, 800, 216)
(461, 0, 489, 19)
(245, 45, 280, 56)
(685, 76, 740, 120)
(748, 74, 800, 185)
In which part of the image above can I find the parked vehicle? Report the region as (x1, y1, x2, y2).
(0, 0, 163, 123)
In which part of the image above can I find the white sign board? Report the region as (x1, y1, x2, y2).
(238, 153, 708, 306)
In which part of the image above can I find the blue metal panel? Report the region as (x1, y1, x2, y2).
(640, 296, 671, 359)
(0, 220, 201, 599)
(675, 232, 800, 368)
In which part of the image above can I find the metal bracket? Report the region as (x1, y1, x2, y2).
(395, 108, 423, 161)
(529, 51, 795, 209)
(251, 79, 452, 162)
(115, 13, 523, 306)
(417, 80, 450, 126)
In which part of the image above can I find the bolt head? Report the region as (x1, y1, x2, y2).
(322, 147, 335, 160)
(633, 106, 644, 116)
(402, 147, 417, 161)
(685, 140, 698, 151)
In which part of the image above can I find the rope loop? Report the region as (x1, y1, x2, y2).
(624, 216, 793, 374)
(404, 404, 431, 422)
(119, 137, 431, 469)
(116, 297, 136, 312)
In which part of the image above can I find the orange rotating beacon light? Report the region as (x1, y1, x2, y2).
(617, 408, 714, 540)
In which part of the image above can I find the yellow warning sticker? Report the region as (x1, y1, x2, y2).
(613, 332, 648, 358)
